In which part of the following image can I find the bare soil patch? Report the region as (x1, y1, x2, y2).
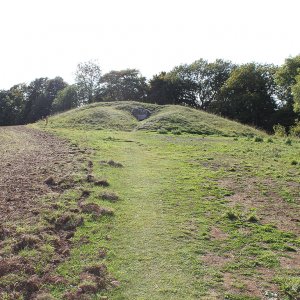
(0, 126, 82, 223)
(219, 177, 300, 235)
(0, 126, 86, 298)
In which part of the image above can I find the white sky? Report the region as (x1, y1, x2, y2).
(0, 0, 299, 89)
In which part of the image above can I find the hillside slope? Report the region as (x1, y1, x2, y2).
(43, 101, 265, 137)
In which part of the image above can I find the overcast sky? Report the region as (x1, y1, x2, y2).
(0, 0, 299, 89)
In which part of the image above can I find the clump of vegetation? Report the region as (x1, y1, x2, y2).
(54, 213, 84, 231)
(172, 129, 182, 135)
(254, 136, 263, 142)
(101, 192, 119, 202)
(225, 209, 239, 221)
(94, 179, 110, 187)
(247, 213, 259, 223)
(285, 138, 292, 145)
(275, 277, 300, 300)
(273, 124, 286, 137)
(12, 234, 40, 253)
(100, 160, 124, 168)
(158, 128, 168, 134)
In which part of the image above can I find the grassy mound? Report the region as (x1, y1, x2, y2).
(42, 101, 265, 137)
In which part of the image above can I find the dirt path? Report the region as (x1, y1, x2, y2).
(0, 126, 79, 223)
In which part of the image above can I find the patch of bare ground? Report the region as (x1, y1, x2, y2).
(210, 227, 229, 240)
(0, 126, 112, 299)
(219, 177, 300, 235)
(0, 126, 83, 223)
(201, 253, 234, 267)
(223, 272, 279, 299)
(279, 252, 300, 269)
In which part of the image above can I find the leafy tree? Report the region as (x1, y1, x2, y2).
(23, 77, 67, 123)
(52, 85, 79, 113)
(7, 83, 28, 124)
(0, 90, 13, 125)
(273, 55, 300, 128)
(148, 72, 178, 105)
(292, 75, 300, 112)
(162, 59, 235, 109)
(75, 60, 102, 104)
(217, 63, 277, 130)
(275, 55, 300, 108)
(101, 69, 148, 101)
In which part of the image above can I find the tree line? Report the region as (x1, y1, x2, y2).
(1, 56, 300, 134)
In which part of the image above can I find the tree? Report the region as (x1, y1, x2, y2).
(23, 77, 67, 123)
(75, 60, 102, 104)
(148, 72, 178, 105)
(273, 55, 300, 128)
(7, 83, 28, 124)
(217, 63, 277, 130)
(100, 69, 148, 101)
(161, 59, 235, 109)
(52, 85, 79, 113)
(275, 55, 300, 108)
(292, 74, 300, 112)
(0, 90, 13, 126)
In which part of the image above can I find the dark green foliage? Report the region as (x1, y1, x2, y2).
(1, 55, 300, 131)
(100, 69, 148, 102)
(254, 137, 263, 142)
(23, 77, 67, 123)
(52, 85, 79, 113)
(215, 63, 277, 131)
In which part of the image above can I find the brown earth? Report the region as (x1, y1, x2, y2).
(0, 126, 116, 299)
(0, 126, 87, 299)
(219, 177, 300, 235)
(0, 126, 83, 223)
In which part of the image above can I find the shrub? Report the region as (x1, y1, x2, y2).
(172, 129, 182, 135)
(254, 136, 263, 142)
(247, 213, 259, 223)
(285, 138, 292, 146)
(290, 121, 300, 137)
(273, 124, 286, 137)
(158, 128, 168, 134)
(225, 210, 239, 221)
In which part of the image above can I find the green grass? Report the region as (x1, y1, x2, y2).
(11, 101, 297, 299)
(44, 101, 265, 137)
(32, 115, 300, 299)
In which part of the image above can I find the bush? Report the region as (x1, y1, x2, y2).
(172, 129, 182, 135)
(225, 210, 239, 221)
(285, 138, 292, 146)
(158, 128, 168, 134)
(273, 124, 286, 137)
(254, 136, 263, 142)
(290, 121, 300, 137)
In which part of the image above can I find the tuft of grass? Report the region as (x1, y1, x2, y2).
(285, 138, 292, 146)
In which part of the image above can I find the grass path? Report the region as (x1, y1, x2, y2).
(99, 134, 199, 299)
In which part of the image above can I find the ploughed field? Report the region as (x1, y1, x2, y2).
(0, 102, 299, 299)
